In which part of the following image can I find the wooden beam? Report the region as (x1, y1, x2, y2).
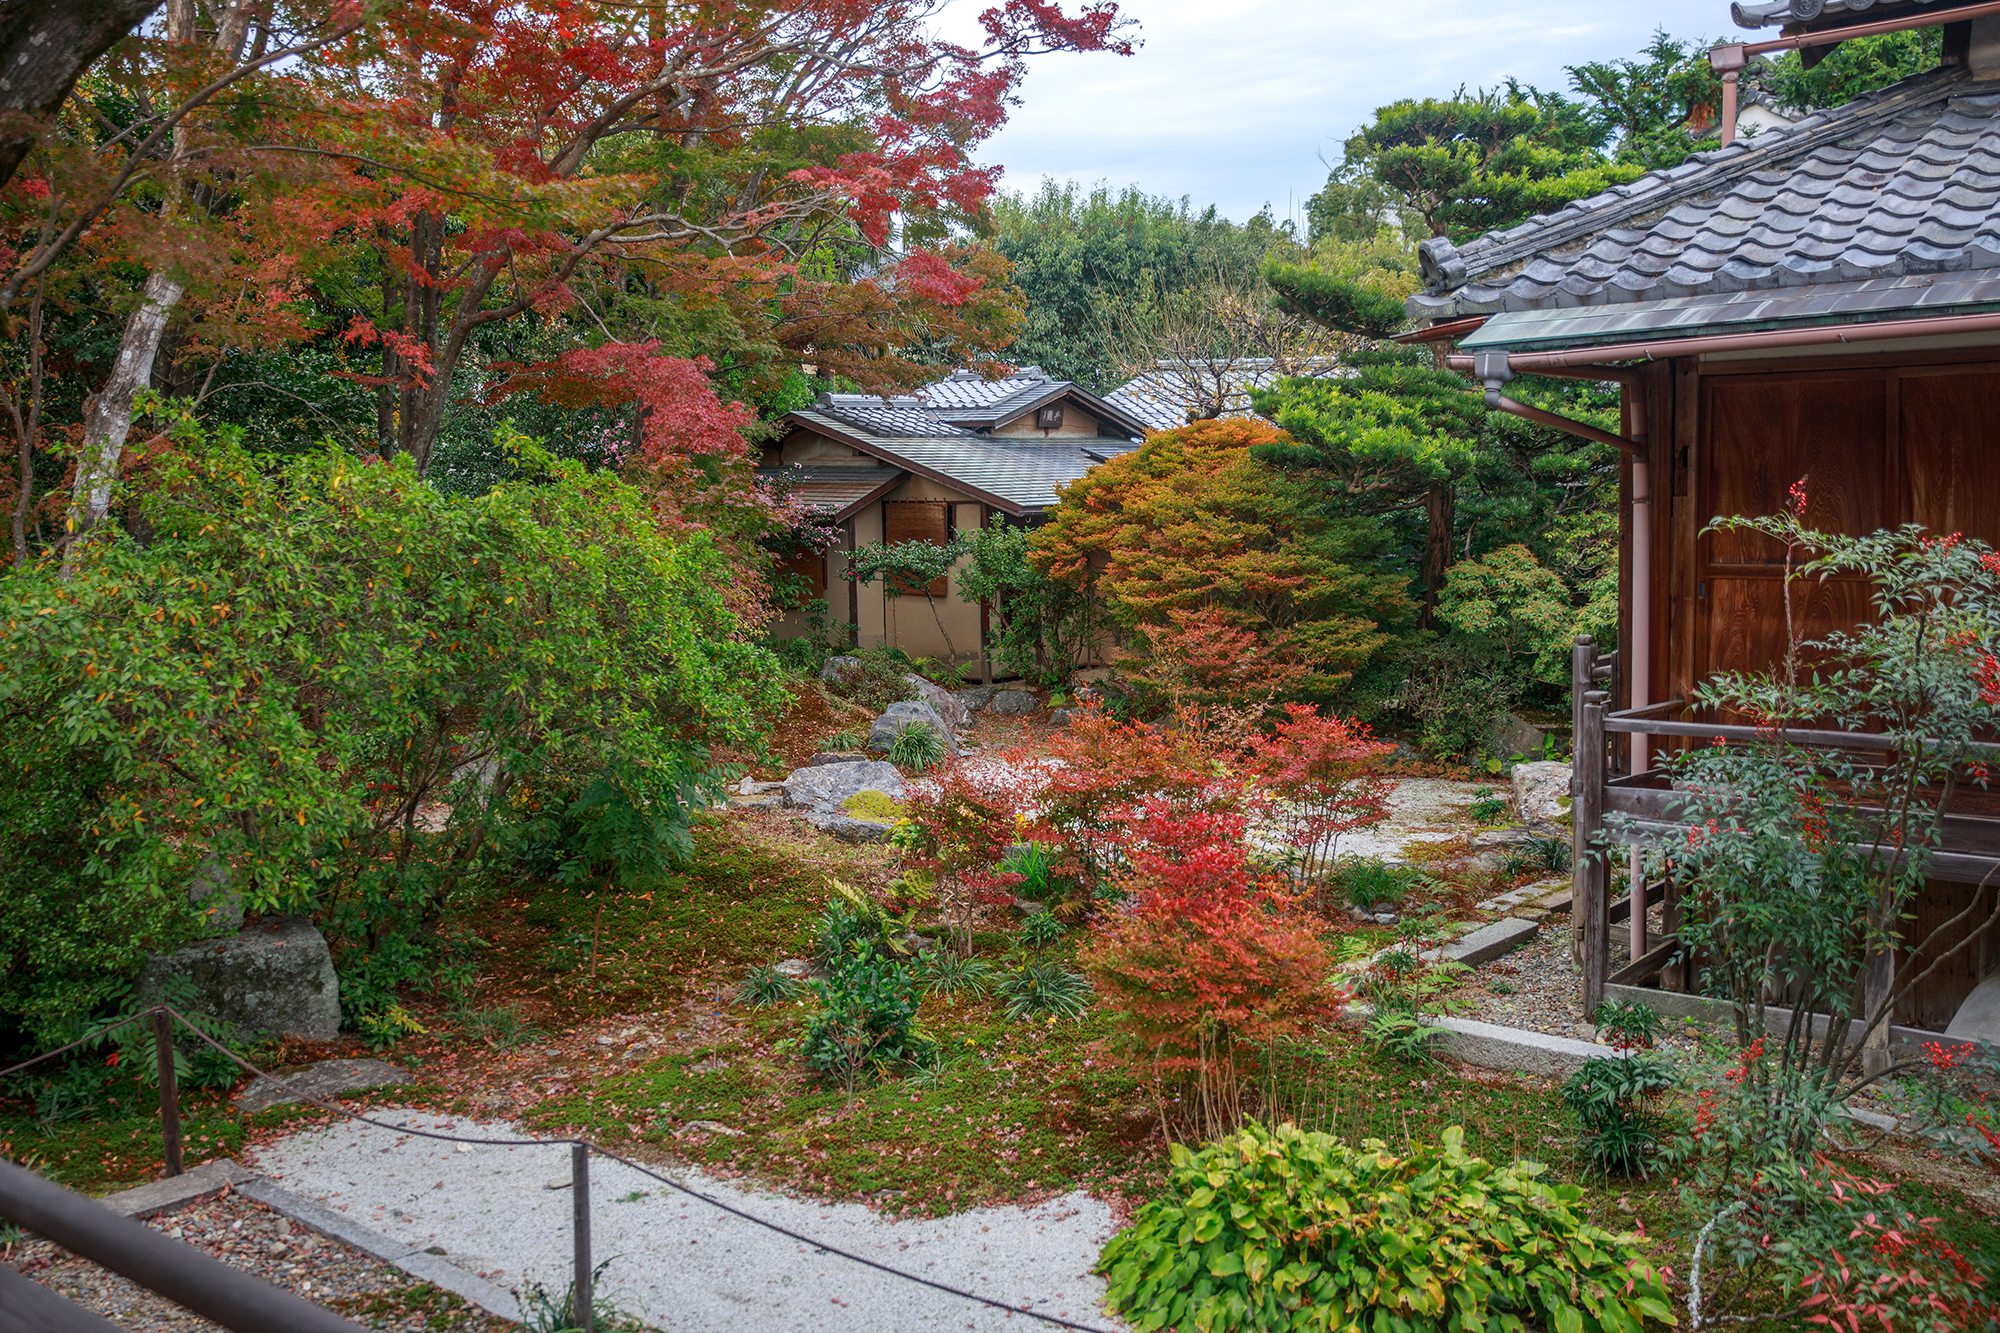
(1577, 688, 1610, 1017)
(1610, 936, 1681, 986)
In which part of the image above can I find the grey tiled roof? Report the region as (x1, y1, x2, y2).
(1408, 68, 2000, 325)
(762, 464, 905, 518)
(811, 396, 979, 438)
(1733, 0, 1954, 28)
(1105, 359, 1342, 432)
(785, 410, 1137, 513)
(916, 368, 1051, 411)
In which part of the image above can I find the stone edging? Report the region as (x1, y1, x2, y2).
(101, 1160, 521, 1322)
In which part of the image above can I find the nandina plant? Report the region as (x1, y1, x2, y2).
(1246, 702, 1395, 892)
(1080, 801, 1338, 1140)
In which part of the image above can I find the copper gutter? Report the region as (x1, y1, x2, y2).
(1713, 1, 2000, 144)
(1444, 307, 2000, 375)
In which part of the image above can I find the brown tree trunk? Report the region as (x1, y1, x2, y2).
(0, 0, 163, 190)
(1419, 484, 1454, 629)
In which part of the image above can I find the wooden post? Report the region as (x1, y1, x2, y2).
(1861, 945, 1894, 1077)
(153, 1010, 183, 1179)
(1577, 690, 1610, 1019)
(571, 1143, 593, 1333)
(1661, 870, 1686, 992)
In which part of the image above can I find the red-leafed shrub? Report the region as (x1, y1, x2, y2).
(1027, 701, 1250, 882)
(1246, 703, 1396, 889)
(894, 760, 1028, 953)
(1080, 801, 1338, 1139)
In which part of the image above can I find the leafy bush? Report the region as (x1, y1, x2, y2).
(1097, 1121, 1674, 1333)
(0, 424, 783, 1040)
(1015, 911, 1067, 954)
(736, 965, 802, 1008)
(1563, 1054, 1676, 1177)
(995, 962, 1090, 1021)
(812, 881, 914, 965)
(1081, 804, 1338, 1136)
(799, 954, 936, 1092)
(1245, 704, 1393, 886)
(1594, 999, 1665, 1052)
(1437, 544, 1580, 689)
(1466, 786, 1508, 822)
(825, 727, 867, 752)
(1384, 643, 1518, 762)
(1331, 858, 1419, 912)
(886, 721, 949, 772)
(823, 646, 922, 714)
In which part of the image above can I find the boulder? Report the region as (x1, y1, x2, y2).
(988, 688, 1039, 716)
(903, 674, 971, 730)
(1946, 973, 2000, 1043)
(1511, 761, 1573, 824)
(135, 916, 341, 1041)
(954, 685, 998, 712)
(806, 813, 896, 843)
(819, 655, 867, 687)
(867, 701, 959, 756)
(782, 760, 907, 814)
(235, 1057, 412, 1114)
(1492, 712, 1546, 760)
(804, 750, 870, 767)
(1049, 708, 1074, 727)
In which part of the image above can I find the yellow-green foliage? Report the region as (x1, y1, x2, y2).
(1098, 1121, 1673, 1333)
(841, 790, 907, 823)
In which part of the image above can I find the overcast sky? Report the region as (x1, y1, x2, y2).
(947, 0, 1739, 226)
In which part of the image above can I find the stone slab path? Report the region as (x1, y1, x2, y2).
(247, 1110, 1128, 1333)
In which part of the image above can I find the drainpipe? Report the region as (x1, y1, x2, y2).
(1711, 43, 1745, 147)
(1474, 350, 1653, 964)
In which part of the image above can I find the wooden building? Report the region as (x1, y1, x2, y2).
(762, 369, 1150, 664)
(1405, 0, 2000, 1033)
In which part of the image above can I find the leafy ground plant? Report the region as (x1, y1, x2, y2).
(736, 965, 801, 1009)
(1097, 1121, 1674, 1333)
(918, 951, 995, 996)
(799, 954, 936, 1098)
(886, 721, 949, 772)
(994, 962, 1090, 1021)
(1562, 1053, 1677, 1177)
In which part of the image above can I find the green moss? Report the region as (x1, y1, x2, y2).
(839, 790, 906, 823)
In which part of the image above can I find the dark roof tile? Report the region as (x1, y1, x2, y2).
(1410, 66, 2000, 322)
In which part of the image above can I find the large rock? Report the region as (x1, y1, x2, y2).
(954, 685, 998, 712)
(1946, 973, 2000, 1043)
(867, 701, 959, 756)
(235, 1057, 413, 1114)
(135, 917, 341, 1041)
(1493, 713, 1546, 760)
(1512, 760, 1572, 824)
(819, 655, 866, 687)
(903, 673, 970, 730)
(988, 688, 1039, 716)
(782, 760, 907, 814)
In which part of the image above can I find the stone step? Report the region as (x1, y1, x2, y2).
(1433, 916, 1539, 967)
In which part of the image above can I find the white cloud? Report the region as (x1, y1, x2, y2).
(946, 0, 1731, 224)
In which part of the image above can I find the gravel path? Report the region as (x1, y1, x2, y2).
(247, 1109, 1129, 1333)
(7, 1192, 506, 1333)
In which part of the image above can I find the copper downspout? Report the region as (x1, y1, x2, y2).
(1712, 0, 2000, 143)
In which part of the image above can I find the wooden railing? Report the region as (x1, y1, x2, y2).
(1568, 635, 2000, 1017)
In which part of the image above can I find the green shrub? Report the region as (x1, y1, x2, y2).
(0, 420, 783, 1040)
(1593, 999, 1665, 1051)
(1467, 786, 1508, 822)
(800, 954, 936, 1090)
(1016, 911, 1067, 954)
(994, 961, 1090, 1021)
(825, 727, 867, 752)
(1332, 858, 1419, 912)
(824, 647, 920, 713)
(1097, 1121, 1674, 1333)
(1562, 1054, 1677, 1178)
(886, 721, 949, 772)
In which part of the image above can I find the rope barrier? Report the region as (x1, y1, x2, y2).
(152, 1007, 1125, 1333)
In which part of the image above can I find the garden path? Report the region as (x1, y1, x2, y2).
(247, 1110, 1128, 1333)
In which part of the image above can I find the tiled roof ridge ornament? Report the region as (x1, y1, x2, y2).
(1418, 237, 1468, 291)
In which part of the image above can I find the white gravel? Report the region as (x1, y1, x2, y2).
(248, 1110, 1128, 1333)
(1337, 778, 1492, 862)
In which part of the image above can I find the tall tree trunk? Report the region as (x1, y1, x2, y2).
(61, 271, 184, 576)
(1419, 484, 1454, 629)
(0, 0, 163, 191)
